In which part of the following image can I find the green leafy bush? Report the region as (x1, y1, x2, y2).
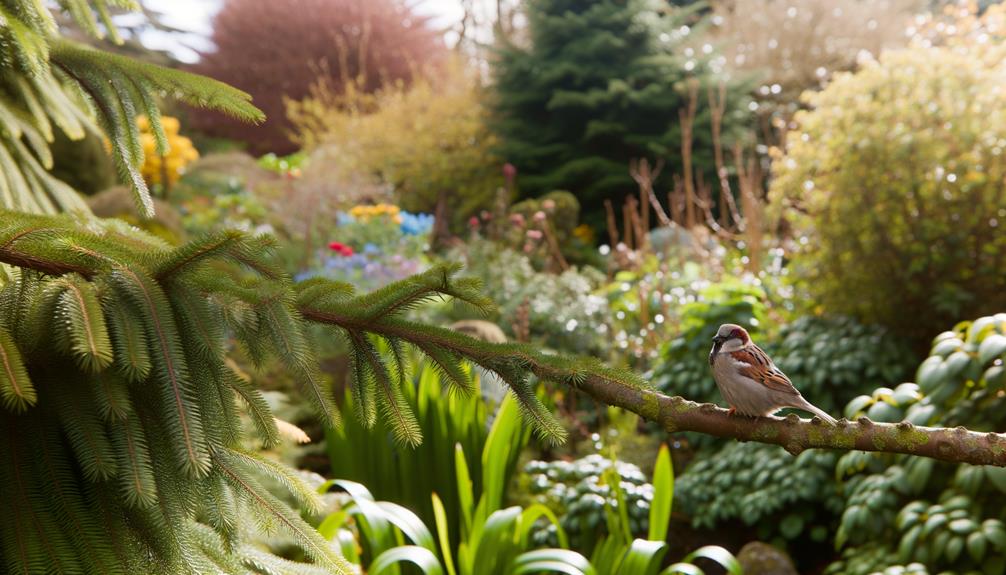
(449, 240, 612, 355)
(770, 45, 1006, 344)
(831, 314, 1006, 574)
(677, 443, 841, 544)
(523, 454, 653, 551)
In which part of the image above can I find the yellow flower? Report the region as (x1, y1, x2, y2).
(573, 224, 595, 243)
(136, 115, 199, 187)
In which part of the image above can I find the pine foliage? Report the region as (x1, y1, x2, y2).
(0, 0, 263, 218)
(0, 211, 650, 573)
(0, 2, 650, 573)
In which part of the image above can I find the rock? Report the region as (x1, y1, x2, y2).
(737, 542, 798, 575)
(450, 320, 507, 343)
(88, 185, 184, 243)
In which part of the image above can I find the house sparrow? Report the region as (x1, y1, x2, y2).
(709, 323, 836, 424)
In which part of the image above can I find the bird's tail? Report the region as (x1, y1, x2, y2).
(795, 398, 837, 425)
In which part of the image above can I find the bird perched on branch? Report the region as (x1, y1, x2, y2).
(709, 323, 836, 424)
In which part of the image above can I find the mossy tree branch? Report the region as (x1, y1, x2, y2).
(299, 308, 1006, 467)
(3, 220, 1006, 468)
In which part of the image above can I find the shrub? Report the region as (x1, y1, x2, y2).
(829, 313, 1006, 574)
(448, 240, 612, 355)
(289, 59, 502, 228)
(137, 116, 199, 190)
(190, 0, 445, 155)
(770, 45, 1006, 345)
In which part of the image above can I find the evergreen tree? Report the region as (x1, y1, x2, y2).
(491, 0, 749, 227)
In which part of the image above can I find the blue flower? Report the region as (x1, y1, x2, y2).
(399, 211, 434, 235)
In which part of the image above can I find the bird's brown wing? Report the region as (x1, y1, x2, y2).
(732, 345, 800, 396)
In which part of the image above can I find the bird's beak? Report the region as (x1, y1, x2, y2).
(709, 337, 724, 365)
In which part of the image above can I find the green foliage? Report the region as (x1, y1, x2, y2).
(491, 0, 750, 225)
(0, 1, 262, 218)
(651, 279, 767, 404)
(323, 441, 738, 575)
(523, 454, 654, 552)
(677, 443, 841, 543)
(326, 355, 529, 553)
(831, 314, 1006, 574)
(770, 44, 1006, 345)
(448, 239, 612, 355)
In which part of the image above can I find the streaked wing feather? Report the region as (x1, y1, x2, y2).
(733, 345, 800, 395)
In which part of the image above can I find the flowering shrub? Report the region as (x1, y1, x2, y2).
(447, 240, 611, 355)
(137, 115, 199, 188)
(296, 204, 433, 290)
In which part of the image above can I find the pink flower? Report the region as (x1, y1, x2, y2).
(526, 229, 543, 240)
(533, 211, 547, 223)
(523, 243, 533, 253)
(542, 199, 556, 211)
(509, 213, 525, 227)
(503, 163, 517, 181)
(468, 216, 480, 229)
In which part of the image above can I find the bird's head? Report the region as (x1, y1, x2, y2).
(709, 324, 750, 364)
(712, 324, 750, 346)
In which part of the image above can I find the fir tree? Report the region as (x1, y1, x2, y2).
(491, 0, 749, 226)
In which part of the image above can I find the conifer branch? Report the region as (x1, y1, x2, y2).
(3, 217, 1006, 467)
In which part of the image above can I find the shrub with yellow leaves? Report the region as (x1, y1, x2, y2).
(138, 115, 200, 189)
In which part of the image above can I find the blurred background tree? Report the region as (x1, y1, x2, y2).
(491, 0, 752, 228)
(188, 0, 447, 155)
(288, 59, 503, 230)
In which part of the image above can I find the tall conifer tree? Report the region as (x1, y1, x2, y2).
(491, 0, 749, 225)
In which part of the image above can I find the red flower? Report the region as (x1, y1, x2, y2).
(468, 216, 480, 229)
(328, 241, 354, 256)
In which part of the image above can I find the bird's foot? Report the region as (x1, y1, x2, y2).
(727, 407, 736, 416)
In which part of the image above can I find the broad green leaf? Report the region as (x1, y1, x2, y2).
(377, 501, 437, 553)
(648, 444, 673, 542)
(371, 546, 445, 575)
(517, 504, 568, 549)
(431, 493, 457, 575)
(617, 539, 667, 575)
(682, 546, 742, 575)
(512, 549, 595, 575)
(455, 443, 474, 539)
(979, 334, 1006, 364)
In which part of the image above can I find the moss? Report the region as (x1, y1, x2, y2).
(640, 392, 660, 421)
(753, 425, 780, 441)
(895, 427, 929, 451)
(872, 434, 889, 451)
